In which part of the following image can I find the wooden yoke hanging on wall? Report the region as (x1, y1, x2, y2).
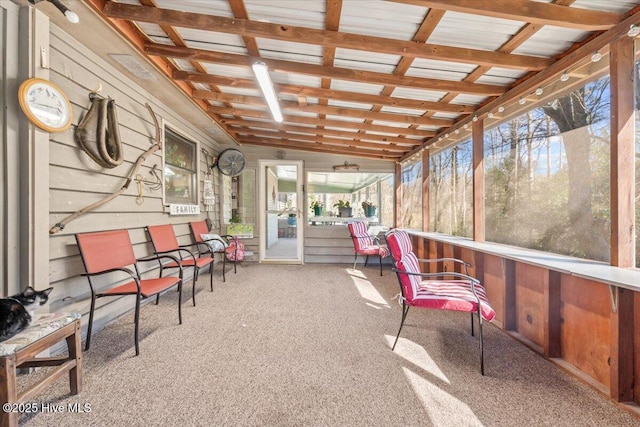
(75, 94, 123, 168)
(49, 103, 161, 234)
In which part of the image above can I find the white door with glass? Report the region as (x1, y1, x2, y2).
(258, 160, 303, 263)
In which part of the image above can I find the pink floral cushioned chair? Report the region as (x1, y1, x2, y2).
(385, 229, 495, 375)
(347, 221, 390, 276)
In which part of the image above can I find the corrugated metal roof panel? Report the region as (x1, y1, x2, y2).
(155, 0, 234, 16)
(244, 0, 326, 28)
(330, 80, 385, 95)
(391, 87, 448, 102)
(203, 64, 253, 79)
(339, 0, 426, 40)
(429, 12, 523, 51)
(256, 38, 323, 63)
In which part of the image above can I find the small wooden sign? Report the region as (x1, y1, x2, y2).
(169, 204, 200, 215)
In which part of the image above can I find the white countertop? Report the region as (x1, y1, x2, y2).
(404, 229, 640, 293)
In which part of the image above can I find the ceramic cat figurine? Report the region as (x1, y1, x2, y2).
(0, 286, 53, 342)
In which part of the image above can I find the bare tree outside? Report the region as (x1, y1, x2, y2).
(430, 139, 473, 237)
(401, 161, 422, 229)
(484, 74, 611, 261)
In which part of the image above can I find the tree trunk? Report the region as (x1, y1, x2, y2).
(542, 92, 608, 260)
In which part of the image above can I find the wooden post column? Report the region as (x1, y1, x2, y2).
(422, 148, 430, 232)
(609, 34, 635, 402)
(472, 118, 485, 242)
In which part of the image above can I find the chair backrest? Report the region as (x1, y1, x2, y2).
(386, 229, 413, 261)
(76, 229, 137, 274)
(347, 221, 373, 251)
(147, 224, 180, 252)
(385, 230, 421, 301)
(189, 221, 209, 243)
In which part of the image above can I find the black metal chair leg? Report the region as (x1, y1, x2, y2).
(192, 267, 198, 307)
(392, 304, 410, 351)
(353, 253, 358, 270)
(364, 255, 369, 267)
(134, 292, 141, 356)
(85, 294, 96, 351)
(209, 265, 214, 292)
(478, 310, 485, 376)
(177, 281, 183, 325)
(379, 255, 383, 276)
(221, 253, 226, 283)
(470, 312, 475, 336)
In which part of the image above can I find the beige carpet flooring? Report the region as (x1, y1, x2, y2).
(18, 263, 640, 426)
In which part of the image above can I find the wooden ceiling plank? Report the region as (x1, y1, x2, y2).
(389, 0, 623, 30)
(103, 1, 552, 70)
(214, 107, 435, 137)
(145, 42, 506, 95)
(239, 141, 400, 161)
(230, 127, 411, 152)
(182, 72, 473, 113)
(221, 119, 429, 144)
(238, 136, 402, 160)
(193, 89, 452, 126)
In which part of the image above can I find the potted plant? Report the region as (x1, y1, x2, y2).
(310, 200, 323, 216)
(333, 200, 352, 218)
(362, 201, 377, 218)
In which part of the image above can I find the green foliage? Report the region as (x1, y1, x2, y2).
(333, 200, 350, 208)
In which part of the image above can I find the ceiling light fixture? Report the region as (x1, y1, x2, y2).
(487, 112, 494, 119)
(591, 51, 602, 62)
(252, 61, 283, 123)
(535, 87, 544, 96)
(497, 106, 505, 113)
(628, 24, 640, 38)
(333, 161, 359, 171)
(560, 71, 570, 82)
(28, 0, 79, 24)
(472, 115, 478, 122)
(518, 97, 526, 105)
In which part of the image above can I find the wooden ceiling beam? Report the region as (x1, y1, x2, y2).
(212, 107, 434, 137)
(389, 0, 623, 31)
(192, 90, 452, 127)
(145, 42, 506, 96)
(176, 70, 473, 114)
(237, 136, 402, 160)
(102, 1, 551, 70)
(220, 119, 428, 144)
(230, 127, 413, 152)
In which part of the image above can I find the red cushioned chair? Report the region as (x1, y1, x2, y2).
(147, 224, 215, 306)
(75, 229, 183, 356)
(189, 220, 239, 282)
(348, 221, 390, 276)
(385, 229, 495, 375)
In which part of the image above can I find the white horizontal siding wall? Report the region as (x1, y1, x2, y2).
(47, 23, 223, 339)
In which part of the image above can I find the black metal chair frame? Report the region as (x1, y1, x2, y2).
(148, 239, 213, 307)
(80, 253, 183, 356)
(391, 258, 487, 375)
(192, 234, 238, 282)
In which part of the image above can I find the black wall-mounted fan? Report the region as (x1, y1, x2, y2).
(213, 148, 246, 176)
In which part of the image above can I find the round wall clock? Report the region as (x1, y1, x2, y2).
(18, 77, 73, 132)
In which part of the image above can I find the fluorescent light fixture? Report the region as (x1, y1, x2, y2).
(252, 61, 283, 123)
